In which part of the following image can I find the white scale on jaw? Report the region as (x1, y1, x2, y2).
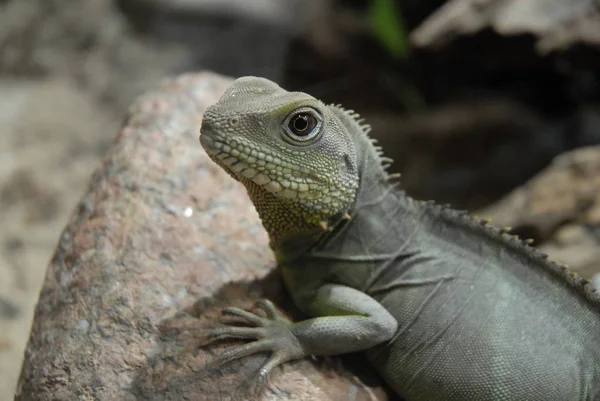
(209, 139, 329, 200)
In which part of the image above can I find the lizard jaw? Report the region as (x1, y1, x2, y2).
(200, 130, 320, 200)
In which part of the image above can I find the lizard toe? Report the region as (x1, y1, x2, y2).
(217, 338, 275, 365)
(221, 306, 266, 326)
(207, 326, 265, 340)
(257, 350, 290, 380)
(255, 299, 281, 321)
(219, 341, 298, 385)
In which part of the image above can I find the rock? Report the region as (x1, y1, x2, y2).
(411, 0, 600, 53)
(130, 0, 313, 31)
(0, 339, 11, 351)
(479, 145, 600, 279)
(0, 76, 117, 399)
(14, 72, 391, 401)
(0, 0, 189, 113)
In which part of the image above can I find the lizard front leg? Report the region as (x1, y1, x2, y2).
(206, 283, 398, 381)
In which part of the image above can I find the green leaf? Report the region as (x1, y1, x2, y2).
(369, 0, 410, 59)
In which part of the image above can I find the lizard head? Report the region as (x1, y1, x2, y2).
(200, 76, 367, 242)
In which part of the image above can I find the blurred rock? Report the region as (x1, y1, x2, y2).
(411, 0, 600, 53)
(479, 145, 600, 279)
(129, 0, 314, 31)
(117, 0, 304, 82)
(0, 76, 117, 399)
(141, 0, 367, 59)
(366, 98, 562, 209)
(15, 72, 392, 401)
(0, 0, 189, 113)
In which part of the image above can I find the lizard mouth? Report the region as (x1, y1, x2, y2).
(199, 128, 321, 200)
(199, 129, 219, 156)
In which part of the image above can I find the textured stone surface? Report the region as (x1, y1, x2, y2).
(14, 72, 390, 401)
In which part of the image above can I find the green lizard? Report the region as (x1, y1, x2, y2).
(199, 76, 600, 400)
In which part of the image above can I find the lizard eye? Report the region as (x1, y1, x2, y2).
(283, 108, 322, 144)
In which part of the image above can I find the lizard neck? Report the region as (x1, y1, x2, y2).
(243, 180, 325, 253)
(346, 129, 414, 240)
(261, 105, 393, 262)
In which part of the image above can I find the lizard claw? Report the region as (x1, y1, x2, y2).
(205, 299, 302, 382)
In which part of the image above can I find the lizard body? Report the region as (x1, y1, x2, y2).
(199, 76, 600, 400)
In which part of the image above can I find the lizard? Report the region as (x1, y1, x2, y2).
(198, 76, 600, 400)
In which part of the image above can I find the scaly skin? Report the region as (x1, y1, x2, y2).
(199, 76, 600, 400)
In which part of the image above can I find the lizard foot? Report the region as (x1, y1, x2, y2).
(206, 299, 303, 382)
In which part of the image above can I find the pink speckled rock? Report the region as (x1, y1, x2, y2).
(15, 72, 391, 401)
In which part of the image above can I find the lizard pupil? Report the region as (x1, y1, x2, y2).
(289, 113, 315, 136)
